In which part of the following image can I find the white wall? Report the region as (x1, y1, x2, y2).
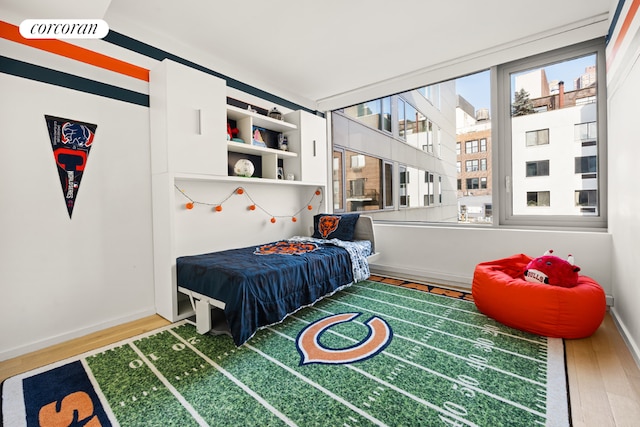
(370, 224, 612, 297)
(606, 1, 640, 363)
(0, 74, 156, 360)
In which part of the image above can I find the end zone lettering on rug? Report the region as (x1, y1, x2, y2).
(2, 279, 569, 427)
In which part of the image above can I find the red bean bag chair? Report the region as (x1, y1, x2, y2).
(472, 254, 606, 339)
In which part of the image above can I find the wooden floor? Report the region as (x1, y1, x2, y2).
(1, 313, 639, 426)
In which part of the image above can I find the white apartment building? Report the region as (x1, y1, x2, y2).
(511, 101, 598, 215)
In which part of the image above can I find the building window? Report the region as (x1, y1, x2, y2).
(527, 191, 550, 207)
(465, 140, 479, 153)
(343, 98, 392, 133)
(399, 164, 408, 207)
(341, 150, 383, 212)
(456, 142, 461, 155)
(575, 190, 597, 214)
(456, 161, 461, 173)
(526, 160, 550, 177)
(498, 38, 606, 227)
(525, 129, 549, 146)
(574, 121, 596, 143)
(480, 177, 487, 189)
(480, 158, 487, 171)
(466, 178, 480, 190)
(398, 98, 406, 139)
(384, 161, 393, 208)
(575, 156, 597, 174)
(465, 159, 479, 172)
(480, 138, 487, 152)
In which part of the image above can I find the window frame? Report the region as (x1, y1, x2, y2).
(495, 38, 607, 229)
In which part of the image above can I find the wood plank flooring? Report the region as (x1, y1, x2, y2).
(1, 313, 639, 426)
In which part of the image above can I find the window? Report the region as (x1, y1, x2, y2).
(399, 164, 408, 207)
(384, 162, 394, 208)
(575, 156, 597, 174)
(480, 177, 487, 189)
(498, 38, 606, 228)
(456, 161, 461, 173)
(398, 99, 406, 139)
(333, 149, 383, 212)
(525, 129, 549, 146)
(332, 150, 343, 210)
(575, 121, 596, 142)
(575, 190, 597, 213)
(480, 158, 487, 171)
(527, 191, 550, 207)
(526, 160, 550, 177)
(456, 142, 461, 155)
(480, 138, 487, 152)
(466, 178, 479, 190)
(465, 140, 479, 153)
(465, 159, 479, 172)
(343, 98, 391, 133)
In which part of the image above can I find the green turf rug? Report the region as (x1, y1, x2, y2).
(2, 280, 569, 426)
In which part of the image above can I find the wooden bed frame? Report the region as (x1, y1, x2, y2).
(179, 216, 378, 335)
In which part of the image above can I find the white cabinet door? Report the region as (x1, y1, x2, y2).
(150, 59, 227, 176)
(284, 110, 327, 184)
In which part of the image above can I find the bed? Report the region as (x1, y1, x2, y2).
(177, 214, 377, 346)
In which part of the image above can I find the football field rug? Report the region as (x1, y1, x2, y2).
(1, 280, 569, 426)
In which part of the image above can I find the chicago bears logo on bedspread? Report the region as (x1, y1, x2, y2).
(318, 215, 340, 238)
(254, 241, 320, 255)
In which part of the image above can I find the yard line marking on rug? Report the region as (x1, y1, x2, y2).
(315, 295, 551, 395)
(246, 338, 480, 427)
(352, 283, 483, 316)
(281, 315, 548, 417)
(243, 342, 390, 427)
(80, 358, 120, 426)
(166, 328, 298, 427)
(324, 294, 547, 359)
(306, 303, 546, 367)
(128, 341, 210, 427)
(336, 288, 546, 346)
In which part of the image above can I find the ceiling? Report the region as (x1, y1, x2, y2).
(4, 0, 612, 109)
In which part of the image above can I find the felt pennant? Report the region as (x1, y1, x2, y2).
(45, 115, 97, 218)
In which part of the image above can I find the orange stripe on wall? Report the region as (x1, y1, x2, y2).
(0, 21, 149, 81)
(607, 0, 640, 71)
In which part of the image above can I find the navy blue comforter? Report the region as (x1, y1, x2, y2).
(177, 242, 354, 346)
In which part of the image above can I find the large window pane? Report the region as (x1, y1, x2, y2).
(332, 150, 343, 210)
(345, 151, 382, 212)
(501, 38, 606, 226)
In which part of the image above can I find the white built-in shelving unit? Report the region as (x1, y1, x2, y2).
(149, 58, 328, 321)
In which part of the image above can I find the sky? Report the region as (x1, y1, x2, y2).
(455, 54, 597, 114)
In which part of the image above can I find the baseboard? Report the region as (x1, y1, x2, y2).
(609, 307, 640, 370)
(370, 263, 473, 290)
(0, 308, 157, 362)
(370, 264, 615, 306)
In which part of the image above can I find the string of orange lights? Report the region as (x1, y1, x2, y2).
(174, 185, 324, 223)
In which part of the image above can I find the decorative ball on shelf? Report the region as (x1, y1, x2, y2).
(234, 159, 255, 177)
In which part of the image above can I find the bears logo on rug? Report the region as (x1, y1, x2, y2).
(296, 312, 393, 365)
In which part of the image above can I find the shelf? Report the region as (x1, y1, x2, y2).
(227, 141, 297, 158)
(227, 105, 297, 133)
(172, 173, 325, 186)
